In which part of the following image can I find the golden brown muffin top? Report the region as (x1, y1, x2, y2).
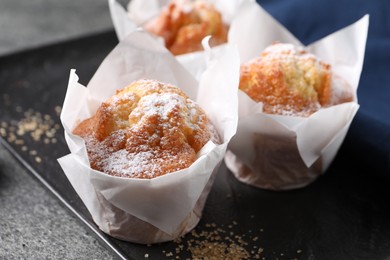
(239, 43, 338, 117)
(144, 0, 228, 55)
(73, 79, 216, 179)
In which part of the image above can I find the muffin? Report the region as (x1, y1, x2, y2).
(226, 43, 359, 190)
(58, 27, 239, 243)
(239, 43, 353, 117)
(73, 79, 219, 179)
(143, 0, 228, 55)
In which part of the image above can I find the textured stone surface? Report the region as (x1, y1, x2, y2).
(0, 0, 125, 258)
(0, 148, 116, 259)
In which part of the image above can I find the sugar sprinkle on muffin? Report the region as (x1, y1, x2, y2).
(144, 0, 228, 55)
(239, 43, 353, 117)
(73, 79, 219, 178)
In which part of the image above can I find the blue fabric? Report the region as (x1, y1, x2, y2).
(257, 0, 390, 173)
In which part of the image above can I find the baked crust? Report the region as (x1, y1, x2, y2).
(239, 43, 353, 116)
(144, 0, 228, 55)
(73, 79, 217, 178)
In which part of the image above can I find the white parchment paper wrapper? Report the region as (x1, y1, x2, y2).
(57, 30, 239, 243)
(225, 1, 369, 190)
(108, 0, 246, 80)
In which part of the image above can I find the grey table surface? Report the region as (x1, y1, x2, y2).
(0, 1, 127, 259)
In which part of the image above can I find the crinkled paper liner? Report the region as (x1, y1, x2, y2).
(58, 30, 239, 243)
(225, 1, 369, 190)
(95, 163, 219, 244)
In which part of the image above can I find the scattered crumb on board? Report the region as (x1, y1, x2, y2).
(0, 106, 62, 163)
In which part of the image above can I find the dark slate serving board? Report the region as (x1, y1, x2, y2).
(1, 0, 390, 258)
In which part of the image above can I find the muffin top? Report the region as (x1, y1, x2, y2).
(239, 43, 351, 117)
(73, 79, 217, 178)
(144, 0, 228, 55)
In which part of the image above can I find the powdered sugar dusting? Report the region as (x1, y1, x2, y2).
(268, 103, 321, 117)
(74, 79, 218, 179)
(330, 75, 354, 105)
(240, 42, 337, 117)
(132, 93, 186, 121)
(262, 43, 317, 62)
(98, 149, 157, 178)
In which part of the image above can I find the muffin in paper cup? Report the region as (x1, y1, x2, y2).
(108, 0, 247, 80)
(224, 1, 369, 190)
(57, 30, 239, 244)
